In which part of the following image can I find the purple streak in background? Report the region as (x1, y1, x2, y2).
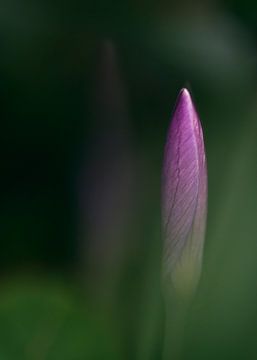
(162, 88, 207, 295)
(79, 41, 136, 299)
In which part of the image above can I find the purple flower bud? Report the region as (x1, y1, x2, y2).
(162, 88, 207, 295)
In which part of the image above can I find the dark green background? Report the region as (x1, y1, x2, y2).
(1, 0, 257, 359)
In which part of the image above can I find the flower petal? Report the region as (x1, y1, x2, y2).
(162, 88, 207, 293)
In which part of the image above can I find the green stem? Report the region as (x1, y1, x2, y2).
(163, 293, 191, 360)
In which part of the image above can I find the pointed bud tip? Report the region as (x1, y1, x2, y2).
(176, 88, 195, 112)
(180, 87, 190, 96)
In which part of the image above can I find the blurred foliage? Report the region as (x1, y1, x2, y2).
(0, 276, 120, 359)
(1, 0, 257, 358)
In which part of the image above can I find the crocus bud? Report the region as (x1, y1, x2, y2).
(162, 88, 207, 296)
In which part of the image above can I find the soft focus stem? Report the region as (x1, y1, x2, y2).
(163, 288, 192, 360)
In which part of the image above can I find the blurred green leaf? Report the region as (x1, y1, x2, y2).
(0, 276, 119, 360)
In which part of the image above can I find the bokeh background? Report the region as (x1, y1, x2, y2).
(1, 0, 257, 358)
